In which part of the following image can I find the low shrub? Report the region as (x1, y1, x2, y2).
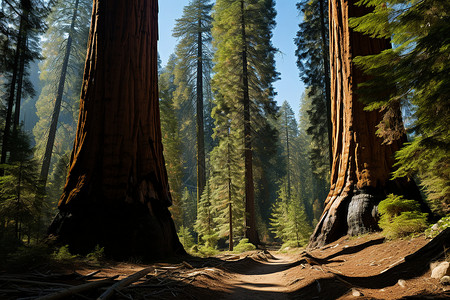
(233, 238, 256, 253)
(52, 245, 79, 261)
(378, 194, 428, 239)
(86, 244, 105, 263)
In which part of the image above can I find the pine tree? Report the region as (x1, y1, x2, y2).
(350, 0, 450, 215)
(172, 0, 213, 209)
(278, 101, 299, 202)
(0, 125, 42, 242)
(298, 89, 329, 224)
(195, 178, 218, 247)
(295, 0, 331, 178)
(35, 0, 91, 190)
(209, 117, 245, 250)
(159, 54, 184, 228)
(1, 0, 47, 169)
(212, 0, 279, 245)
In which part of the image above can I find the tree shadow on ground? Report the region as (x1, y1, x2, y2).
(291, 228, 450, 299)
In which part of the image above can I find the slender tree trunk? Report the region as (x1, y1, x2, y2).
(196, 17, 206, 218)
(285, 110, 291, 201)
(48, 0, 184, 260)
(39, 0, 79, 188)
(240, 0, 259, 246)
(319, 0, 332, 170)
(12, 32, 27, 135)
(1, 9, 24, 168)
(15, 162, 23, 239)
(227, 132, 233, 251)
(309, 0, 423, 248)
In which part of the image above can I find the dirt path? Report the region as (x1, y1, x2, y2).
(222, 254, 294, 299)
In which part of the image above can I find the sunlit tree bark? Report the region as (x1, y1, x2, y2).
(48, 0, 184, 259)
(309, 0, 423, 248)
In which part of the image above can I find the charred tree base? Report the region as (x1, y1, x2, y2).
(309, 181, 428, 249)
(48, 199, 185, 261)
(309, 189, 382, 249)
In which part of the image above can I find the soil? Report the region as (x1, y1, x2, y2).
(1, 233, 450, 299)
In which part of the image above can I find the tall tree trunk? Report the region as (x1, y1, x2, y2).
(285, 110, 291, 202)
(309, 0, 423, 248)
(227, 131, 233, 251)
(1, 7, 25, 168)
(196, 18, 206, 216)
(39, 0, 79, 188)
(12, 31, 27, 135)
(240, 0, 259, 246)
(319, 0, 332, 170)
(48, 0, 184, 260)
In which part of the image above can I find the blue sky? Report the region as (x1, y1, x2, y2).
(158, 0, 305, 119)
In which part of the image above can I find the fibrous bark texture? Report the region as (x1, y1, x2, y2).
(309, 0, 423, 248)
(48, 0, 184, 260)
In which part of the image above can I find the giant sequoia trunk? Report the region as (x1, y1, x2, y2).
(48, 0, 184, 260)
(309, 0, 423, 248)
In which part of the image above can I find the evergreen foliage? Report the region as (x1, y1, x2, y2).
(195, 179, 218, 246)
(233, 238, 256, 253)
(159, 54, 184, 228)
(33, 0, 91, 193)
(1, 0, 48, 166)
(378, 194, 428, 239)
(270, 184, 312, 248)
(295, 0, 331, 179)
(0, 125, 43, 243)
(177, 225, 195, 250)
(209, 121, 245, 249)
(172, 0, 214, 206)
(350, 0, 450, 215)
(211, 0, 279, 245)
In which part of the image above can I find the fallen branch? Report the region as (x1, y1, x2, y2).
(97, 267, 153, 300)
(36, 276, 118, 300)
(77, 270, 102, 280)
(0, 278, 73, 287)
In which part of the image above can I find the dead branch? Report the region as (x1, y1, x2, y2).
(97, 267, 153, 300)
(35, 276, 119, 300)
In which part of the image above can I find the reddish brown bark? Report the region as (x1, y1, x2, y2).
(48, 0, 184, 259)
(309, 0, 422, 248)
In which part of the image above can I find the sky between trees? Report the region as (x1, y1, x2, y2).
(158, 0, 305, 117)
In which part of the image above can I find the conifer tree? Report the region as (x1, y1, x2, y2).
(212, 0, 279, 245)
(172, 0, 213, 208)
(0, 125, 42, 242)
(350, 0, 450, 214)
(1, 0, 47, 169)
(295, 0, 331, 178)
(35, 0, 91, 190)
(209, 115, 245, 250)
(159, 55, 184, 228)
(278, 101, 298, 202)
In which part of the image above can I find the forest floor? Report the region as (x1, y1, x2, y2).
(1, 233, 450, 299)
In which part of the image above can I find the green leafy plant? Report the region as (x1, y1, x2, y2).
(378, 194, 428, 239)
(177, 225, 195, 250)
(86, 245, 105, 263)
(233, 238, 256, 253)
(52, 245, 78, 261)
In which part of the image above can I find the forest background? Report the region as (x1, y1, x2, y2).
(0, 0, 448, 258)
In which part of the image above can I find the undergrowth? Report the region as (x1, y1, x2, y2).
(378, 194, 428, 239)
